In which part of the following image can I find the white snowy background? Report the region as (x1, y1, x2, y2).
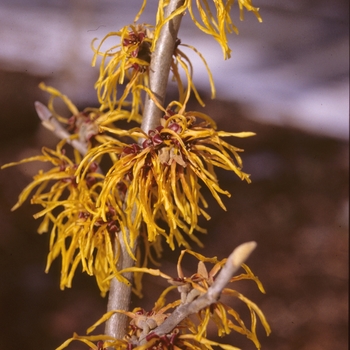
(0, 0, 348, 139)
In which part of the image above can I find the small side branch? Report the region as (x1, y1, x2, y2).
(143, 241, 257, 339)
(34, 101, 88, 156)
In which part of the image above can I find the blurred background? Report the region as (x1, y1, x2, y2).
(0, 0, 348, 349)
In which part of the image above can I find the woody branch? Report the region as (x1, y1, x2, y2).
(105, 0, 186, 340)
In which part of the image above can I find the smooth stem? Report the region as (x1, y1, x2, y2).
(104, 0, 185, 340)
(141, 0, 185, 133)
(104, 232, 136, 340)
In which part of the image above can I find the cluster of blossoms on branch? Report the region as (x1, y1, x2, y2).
(2, 0, 270, 349)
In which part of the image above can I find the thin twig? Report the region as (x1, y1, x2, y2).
(34, 101, 88, 156)
(140, 241, 257, 340)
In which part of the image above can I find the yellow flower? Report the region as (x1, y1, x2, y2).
(92, 24, 154, 114)
(172, 39, 216, 105)
(2, 139, 127, 296)
(167, 250, 271, 349)
(76, 107, 254, 255)
(92, 25, 216, 117)
(149, 0, 262, 59)
(39, 82, 142, 148)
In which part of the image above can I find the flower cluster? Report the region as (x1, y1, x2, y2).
(92, 23, 215, 119)
(2, 139, 121, 295)
(77, 107, 254, 257)
(167, 250, 271, 347)
(92, 24, 153, 115)
(145, 0, 262, 59)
